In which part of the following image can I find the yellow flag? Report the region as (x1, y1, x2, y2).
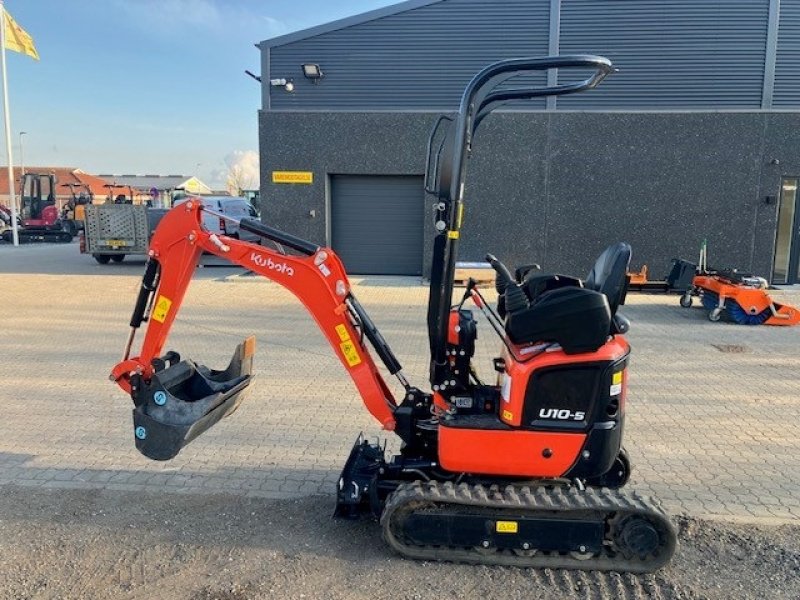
(3, 9, 39, 61)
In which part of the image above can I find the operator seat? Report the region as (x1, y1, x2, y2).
(502, 242, 632, 353)
(584, 241, 632, 333)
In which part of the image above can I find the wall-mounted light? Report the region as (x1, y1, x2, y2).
(245, 70, 262, 83)
(302, 63, 324, 82)
(270, 78, 294, 92)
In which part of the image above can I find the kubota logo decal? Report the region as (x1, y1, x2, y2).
(538, 408, 586, 421)
(250, 252, 294, 276)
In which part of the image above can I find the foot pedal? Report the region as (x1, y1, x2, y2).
(131, 337, 255, 460)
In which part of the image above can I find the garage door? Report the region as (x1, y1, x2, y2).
(331, 175, 424, 275)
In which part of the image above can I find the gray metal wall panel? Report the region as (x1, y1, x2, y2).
(774, 0, 800, 107)
(261, 110, 782, 280)
(331, 175, 424, 275)
(558, 0, 770, 109)
(267, 0, 549, 110)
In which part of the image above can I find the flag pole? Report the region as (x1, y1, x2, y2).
(0, 0, 19, 246)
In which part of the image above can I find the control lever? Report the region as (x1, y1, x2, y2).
(485, 253, 514, 293)
(485, 254, 528, 315)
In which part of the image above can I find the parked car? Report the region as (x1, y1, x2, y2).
(173, 196, 260, 243)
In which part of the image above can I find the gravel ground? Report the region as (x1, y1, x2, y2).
(0, 485, 798, 600)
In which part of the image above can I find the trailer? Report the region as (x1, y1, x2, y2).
(82, 204, 168, 264)
(626, 259, 698, 293)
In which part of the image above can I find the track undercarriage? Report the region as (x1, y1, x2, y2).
(1, 226, 72, 243)
(336, 437, 677, 574)
(383, 481, 676, 573)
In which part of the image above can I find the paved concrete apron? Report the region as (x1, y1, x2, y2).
(1, 243, 798, 523)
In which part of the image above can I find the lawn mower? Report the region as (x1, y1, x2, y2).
(680, 243, 799, 325)
(110, 55, 677, 573)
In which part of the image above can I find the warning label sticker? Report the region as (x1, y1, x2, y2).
(335, 324, 350, 342)
(496, 521, 518, 533)
(340, 340, 362, 367)
(152, 295, 172, 323)
(610, 370, 624, 396)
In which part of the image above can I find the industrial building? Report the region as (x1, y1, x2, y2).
(258, 0, 800, 284)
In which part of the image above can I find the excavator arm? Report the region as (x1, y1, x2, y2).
(111, 199, 399, 459)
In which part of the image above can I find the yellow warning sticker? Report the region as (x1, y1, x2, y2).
(335, 324, 350, 342)
(152, 295, 172, 323)
(612, 371, 623, 385)
(502, 409, 514, 421)
(447, 230, 460, 239)
(340, 340, 362, 367)
(496, 521, 518, 534)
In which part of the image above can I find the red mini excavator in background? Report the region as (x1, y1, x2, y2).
(111, 56, 677, 573)
(1, 172, 73, 243)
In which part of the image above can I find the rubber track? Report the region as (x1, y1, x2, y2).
(381, 481, 678, 574)
(9, 232, 72, 243)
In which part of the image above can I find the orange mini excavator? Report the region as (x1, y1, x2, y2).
(111, 56, 677, 573)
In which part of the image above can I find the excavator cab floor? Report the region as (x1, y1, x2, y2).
(130, 337, 255, 460)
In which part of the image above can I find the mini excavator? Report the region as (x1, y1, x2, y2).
(1, 173, 73, 243)
(111, 56, 677, 573)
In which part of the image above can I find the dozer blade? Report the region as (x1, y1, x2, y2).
(131, 337, 255, 460)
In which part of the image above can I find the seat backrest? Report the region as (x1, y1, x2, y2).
(584, 242, 632, 317)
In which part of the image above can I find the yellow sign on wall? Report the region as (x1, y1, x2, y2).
(272, 171, 313, 184)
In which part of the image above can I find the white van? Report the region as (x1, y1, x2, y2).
(173, 195, 259, 242)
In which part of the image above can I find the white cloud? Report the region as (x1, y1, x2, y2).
(209, 149, 259, 193)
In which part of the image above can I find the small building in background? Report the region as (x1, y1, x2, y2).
(97, 175, 212, 208)
(0, 167, 135, 209)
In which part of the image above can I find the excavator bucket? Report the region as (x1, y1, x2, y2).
(130, 337, 255, 460)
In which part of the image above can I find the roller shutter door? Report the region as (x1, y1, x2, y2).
(331, 175, 424, 275)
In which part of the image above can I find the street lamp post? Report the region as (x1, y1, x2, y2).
(19, 131, 26, 177)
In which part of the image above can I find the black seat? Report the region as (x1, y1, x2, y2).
(501, 242, 632, 352)
(584, 242, 631, 334)
(584, 242, 631, 318)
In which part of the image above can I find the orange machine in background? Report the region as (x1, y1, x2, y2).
(679, 244, 799, 325)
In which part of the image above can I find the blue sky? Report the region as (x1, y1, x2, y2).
(5, 0, 396, 187)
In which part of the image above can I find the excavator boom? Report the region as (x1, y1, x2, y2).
(111, 199, 400, 458)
